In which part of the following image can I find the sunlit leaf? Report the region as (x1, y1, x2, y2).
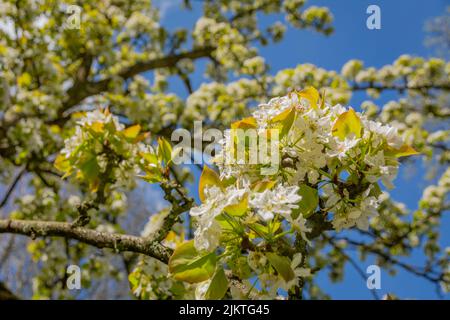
(139, 151, 158, 165)
(157, 137, 173, 164)
(90, 122, 104, 133)
(168, 240, 217, 283)
(294, 185, 319, 218)
(224, 194, 248, 216)
(251, 180, 277, 192)
(266, 253, 295, 282)
(17, 72, 31, 87)
(386, 145, 419, 158)
(54, 154, 70, 174)
(331, 108, 362, 140)
(215, 214, 235, 231)
(231, 116, 257, 129)
(298, 86, 320, 109)
(205, 266, 228, 300)
(70, 111, 87, 119)
(270, 106, 296, 138)
(248, 222, 269, 238)
(199, 166, 222, 202)
(123, 124, 141, 139)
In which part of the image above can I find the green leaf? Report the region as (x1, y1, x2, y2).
(369, 183, 382, 198)
(157, 137, 173, 164)
(170, 282, 187, 298)
(295, 185, 319, 218)
(199, 166, 222, 202)
(251, 180, 277, 192)
(54, 154, 71, 174)
(248, 222, 270, 239)
(79, 154, 100, 181)
(269, 106, 296, 138)
(331, 108, 362, 140)
(319, 89, 326, 109)
(224, 194, 248, 216)
(89, 121, 104, 133)
(215, 214, 234, 231)
(231, 116, 257, 129)
(123, 124, 141, 139)
(140, 172, 162, 184)
(229, 256, 252, 280)
(205, 266, 228, 300)
(297, 86, 320, 109)
(385, 144, 419, 158)
(128, 272, 139, 288)
(139, 151, 158, 165)
(17, 72, 32, 87)
(266, 253, 295, 282)
(169, 240, 217, 283)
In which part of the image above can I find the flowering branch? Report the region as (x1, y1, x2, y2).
(351, 83, 450, 93)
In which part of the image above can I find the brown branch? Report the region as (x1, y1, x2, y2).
(351, 83, 450, 93)
(0, 167, 26, 209)
(333, 236, 447, 285)
(61, 47, 214, 113)
(0, 281, 19, 300)
(0, 219, 173, 264)
(151, 181, 193, 243)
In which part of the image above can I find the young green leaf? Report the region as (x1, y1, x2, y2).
(54, 154, 71, 175)
(199, 166, 222, 202)
(269, 106, 296, 138)
(251, 180, 277, 192)
(168, 240, 217, 283)
(331, 108, 362, 140)
(224, 194, 248, 216)
(297, 87, 320, 109)
(266, 253, 295, 282)
(123, 124, 141, 139)
(205, 266, 228, 300)
(295, 185, 319, 218)
(385, 144, 419, 158)
(231, 116, 257, 129)
(157, 137, 173, 164)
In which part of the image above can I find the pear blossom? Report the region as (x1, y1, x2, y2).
(249, 185, 302, 221)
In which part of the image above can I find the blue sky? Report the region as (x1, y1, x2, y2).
(150, 0, 450, 300)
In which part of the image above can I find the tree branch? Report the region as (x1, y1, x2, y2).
(0, 219, 173, 264)
(333, 235, 448, 285)
(151, 181, 193, 243)
(61, 47, 214, 113)
(0, 281, 20, 300)
(0, 167, 26, 209)
(351, 83, 450, 93)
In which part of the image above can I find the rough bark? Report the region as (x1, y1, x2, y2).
(0, 219, 173, 264)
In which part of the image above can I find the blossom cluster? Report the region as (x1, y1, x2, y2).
(55, 109, 146, 191)
(185, 87, 417, 297)
(52, 89, 418, 299)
